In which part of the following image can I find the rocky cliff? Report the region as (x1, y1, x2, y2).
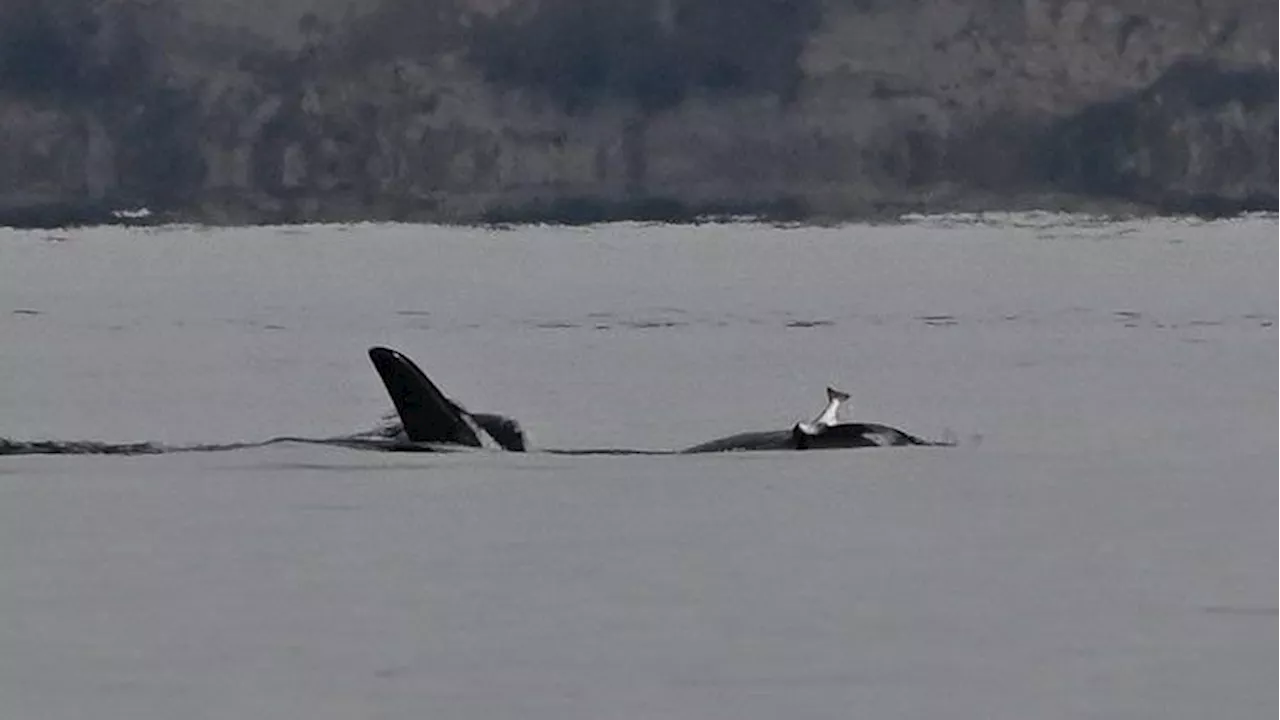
(0, 0, 1274, 226)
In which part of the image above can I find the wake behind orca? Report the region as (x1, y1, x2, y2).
(0, 347, 949, 456)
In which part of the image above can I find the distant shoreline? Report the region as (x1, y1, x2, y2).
(2, 188, 1274, 231)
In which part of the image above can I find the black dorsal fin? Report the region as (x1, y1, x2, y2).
(367, 347, 484, 446)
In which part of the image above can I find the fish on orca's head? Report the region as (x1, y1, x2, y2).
(789, 387, 935, 449)
(792, 421, 884, 449)
(794, 386, 851, 436)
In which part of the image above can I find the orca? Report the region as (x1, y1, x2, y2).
(367, 346, 940, 453)
(0, 348, 943, 457)
(367, 347, 527, 451)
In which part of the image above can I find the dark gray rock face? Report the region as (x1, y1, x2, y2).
(1042, 60, 1277, 215)
(0, 0, 1274, 225)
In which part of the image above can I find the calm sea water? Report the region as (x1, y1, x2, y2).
(0, 215, 1274, 719)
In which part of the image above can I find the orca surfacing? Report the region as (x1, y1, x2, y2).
(368, 347, 527, 451)
(0, 348, 947, 457)
(368, 346, 942, 453)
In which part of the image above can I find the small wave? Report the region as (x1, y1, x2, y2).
(0, 435, 420, 457)
(1, 438, 167, 455)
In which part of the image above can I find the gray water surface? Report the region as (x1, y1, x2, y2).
(0, 215, 1275, 719)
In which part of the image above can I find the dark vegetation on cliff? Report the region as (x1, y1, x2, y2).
(0, 0, 1274, 227)
(463, 0, 824, 221)
(470, 0, 819, 113)
(0, 0, 827, 224)
(0, 0, 203, 214)
(1041, 60, 1278, 217)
